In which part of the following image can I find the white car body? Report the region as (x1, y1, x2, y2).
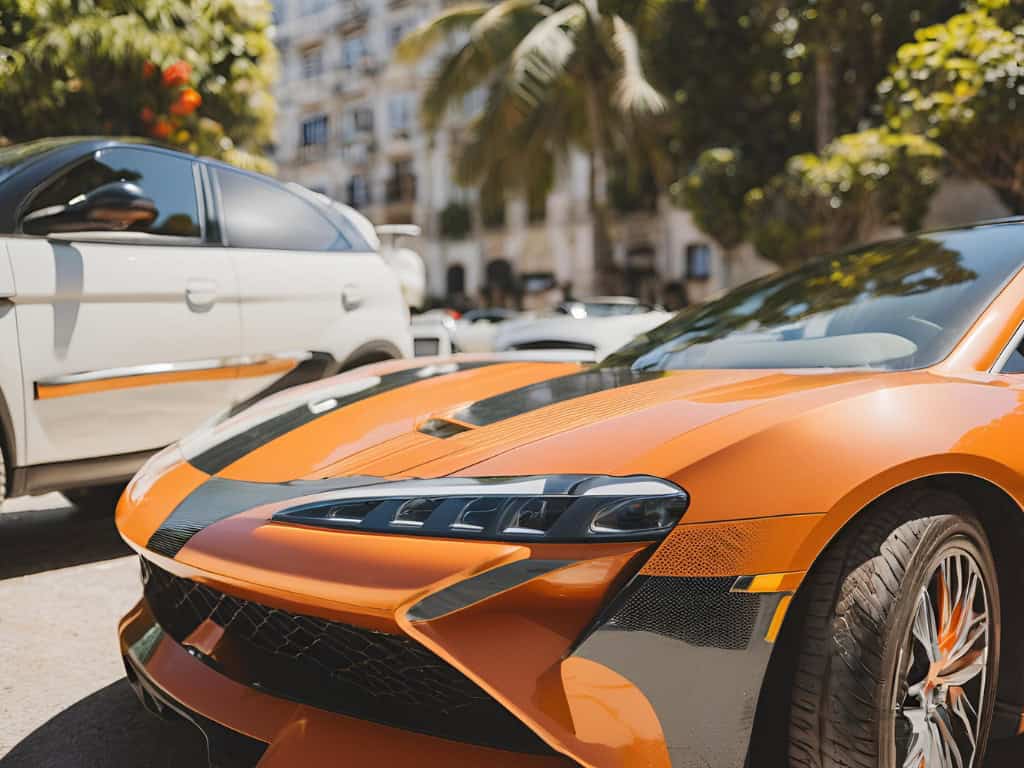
(494, 311, 673, 360)
(0, 139, 411, 499)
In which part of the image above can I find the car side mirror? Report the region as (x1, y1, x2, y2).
(21, 181, 158, 236)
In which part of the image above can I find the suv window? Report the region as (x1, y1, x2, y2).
(26, 147, 200, 237)
(215, 167, 340, 251)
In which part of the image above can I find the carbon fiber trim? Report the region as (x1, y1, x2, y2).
(406, 560, 574, 621)
(146, 476, 384, 557)
(452, 367, 661, 427)
(188, 362, 493, 475)
(141, 560, 555, 755)
(572, 575, 785, 768)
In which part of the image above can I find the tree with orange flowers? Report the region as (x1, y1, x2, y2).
(0, 0, 277, 172)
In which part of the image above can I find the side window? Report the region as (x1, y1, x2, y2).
(215, 167, 340, 251)
(27, 147, 200, 237)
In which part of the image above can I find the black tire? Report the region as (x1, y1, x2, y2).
(788, 489, 1001, 768)
(0, 442, 5, 503)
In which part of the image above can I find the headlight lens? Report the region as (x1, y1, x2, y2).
(273, 475, 688, 542)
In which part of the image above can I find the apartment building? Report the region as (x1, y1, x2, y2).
(270, 0, 784, 307)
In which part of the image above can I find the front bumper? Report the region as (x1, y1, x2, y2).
(119, 601, 571, 768)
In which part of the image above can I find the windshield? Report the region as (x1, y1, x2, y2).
(605, 225, 1024, 371)
(0, 138, 80, 183)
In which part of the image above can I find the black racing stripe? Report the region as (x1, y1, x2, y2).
(189, 362, 493, 475)
(147, 475, 386, 557)
(451, 367, 662, 427)
(406, 560, 574, 622)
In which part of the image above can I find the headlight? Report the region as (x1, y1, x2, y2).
(272, 475, 688, 542)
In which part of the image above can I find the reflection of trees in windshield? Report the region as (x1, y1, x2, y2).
(605, 236, 983, 371)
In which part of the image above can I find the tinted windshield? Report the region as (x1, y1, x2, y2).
(605, 225, 1024, 371)
(0, 138, 80, 182)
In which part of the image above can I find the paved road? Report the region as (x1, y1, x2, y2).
(0, 495, 206, 767)
(0, 494, 1021, 767)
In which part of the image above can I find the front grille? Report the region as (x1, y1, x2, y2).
(140, 559, 554, 755)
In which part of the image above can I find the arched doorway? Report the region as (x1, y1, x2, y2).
(484, 258, 517, 306)
(625, 243, 659, 304)
(445, 264, 466, 300)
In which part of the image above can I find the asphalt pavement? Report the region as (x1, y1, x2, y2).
(0, 494, 1021, 767)
(0, 494, 206, 767)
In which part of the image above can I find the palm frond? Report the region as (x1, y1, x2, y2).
(506, 2, 587, 110)
(393, 3, 491, 63)
(609, 15, 668, 117)
(416, 0, 547, 133)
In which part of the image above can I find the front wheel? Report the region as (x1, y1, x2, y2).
(788, 490, 1000, 768)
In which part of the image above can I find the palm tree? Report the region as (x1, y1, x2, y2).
(396, 0, 668, 294)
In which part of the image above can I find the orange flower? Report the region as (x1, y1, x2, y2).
(161, 61, 191, 88)
(142, 61, 156, 79)
(169, 87, 202, 116)
(139, 106, 155, 123)
(149, 118, 173, 140)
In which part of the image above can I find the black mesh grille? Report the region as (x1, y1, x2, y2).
(140, 559, 554, 755)
(597, 575, 761, 650)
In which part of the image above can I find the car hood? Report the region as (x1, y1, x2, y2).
(165, 357, 905, 486)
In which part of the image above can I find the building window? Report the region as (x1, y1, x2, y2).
(685, 243, 712, 281)
(300, 46, 323, 79)
(341, 35, 370, 70)
(301, 115, 328, 147)
(350, 106, 374, 135)
(388, 94, 415, 138)
(387, 159, 416, 203)
(347, 175, 371, 208)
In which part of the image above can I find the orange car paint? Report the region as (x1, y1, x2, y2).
(120, 603, 573, 767)
(115, 262, 1024, 765)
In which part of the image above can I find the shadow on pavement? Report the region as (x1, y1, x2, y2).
(0, 679, 207, 768)
(0, 498, 130, 580)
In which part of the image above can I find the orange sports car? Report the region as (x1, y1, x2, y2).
(117, 220, 1024, 768)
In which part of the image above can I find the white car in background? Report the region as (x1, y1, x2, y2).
(0, 138, 411, 504)
(494, 297, 672, 360)
(451, 308, 523, 353)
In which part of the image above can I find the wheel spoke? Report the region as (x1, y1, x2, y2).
(895, 549, 990, 768)
(913, 588, 941, 663)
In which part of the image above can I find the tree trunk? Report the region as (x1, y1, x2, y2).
(815, 46, 836, 152)
(584, 79, 617, 295)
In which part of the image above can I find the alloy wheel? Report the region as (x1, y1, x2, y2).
(894, 549, 991, 768)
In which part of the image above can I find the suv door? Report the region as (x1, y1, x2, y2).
(211, 166, 385, 402)
(9, 146, 242, 465)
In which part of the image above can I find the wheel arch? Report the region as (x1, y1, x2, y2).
(750, 469, 1024, 757)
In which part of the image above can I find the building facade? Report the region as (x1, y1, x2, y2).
(270, 0, 774, 309)
(270, 0, 1010, 310)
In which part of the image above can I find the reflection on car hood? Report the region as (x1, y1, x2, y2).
(165, 357, 911, 486)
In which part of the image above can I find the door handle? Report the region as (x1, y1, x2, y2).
(185, 279, 218, 312)
(341, 283, 363, 312)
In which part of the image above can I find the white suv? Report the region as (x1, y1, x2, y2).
(0, 138, 412, 503)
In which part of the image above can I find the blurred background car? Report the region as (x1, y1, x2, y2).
(450, 307, 523, 353)
(494, 298, 672, 360)
(0, 137, 412, 505)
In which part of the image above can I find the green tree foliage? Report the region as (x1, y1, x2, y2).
(651, 0, 957, 267)
(881, 7, 1024, 210)
(0, 0, 277, 171)
(745, 129, 944, 267)
(396, 0, 668, 292)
